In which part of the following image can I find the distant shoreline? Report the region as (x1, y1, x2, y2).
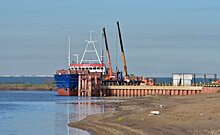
(0, 83, 56, 91)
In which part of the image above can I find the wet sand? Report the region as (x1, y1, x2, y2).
(69, 94, 220, 135)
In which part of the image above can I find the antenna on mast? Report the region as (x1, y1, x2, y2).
(89, 30, 93, 41)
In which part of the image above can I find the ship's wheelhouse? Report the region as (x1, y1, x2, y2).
(69, 63, 105, 73)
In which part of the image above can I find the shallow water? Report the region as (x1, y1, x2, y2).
(0, 90, 115, 135)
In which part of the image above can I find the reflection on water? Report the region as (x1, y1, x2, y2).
(0, 91, 115, 135)
(61, 99, 115, 135)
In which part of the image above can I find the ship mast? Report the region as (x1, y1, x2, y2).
(67, 35, 71, 68)
(80, 31, 102, 64)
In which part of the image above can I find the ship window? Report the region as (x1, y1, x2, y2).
(89, 67, 92, 70)
(78, 67, 81, 70)
(82, 68, 84, 70)
(101, 67, 103, 70)
(97, 67, 100, 70)
(93, 67, 96, 70)
(86, 67, 88, 70)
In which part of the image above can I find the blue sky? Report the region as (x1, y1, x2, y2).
(0, 0, 220, 77)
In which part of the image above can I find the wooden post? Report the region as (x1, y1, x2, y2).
(78, 75, 81, 97)
(88, 75, 92, 97)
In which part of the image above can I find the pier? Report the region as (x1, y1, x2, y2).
(77, 74, 220, 97)
(100, 85, 203, 97)
(78, 74, 101, 97)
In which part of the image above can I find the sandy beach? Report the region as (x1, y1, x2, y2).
(69, 93, 220, 135)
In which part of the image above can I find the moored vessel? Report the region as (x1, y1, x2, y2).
(54, 71, 78, 96)
(54, 32, 105, 96)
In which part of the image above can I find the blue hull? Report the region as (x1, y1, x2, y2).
(54, 74, 79, 96)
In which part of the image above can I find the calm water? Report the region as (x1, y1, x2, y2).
(0, 91, 115, 135)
